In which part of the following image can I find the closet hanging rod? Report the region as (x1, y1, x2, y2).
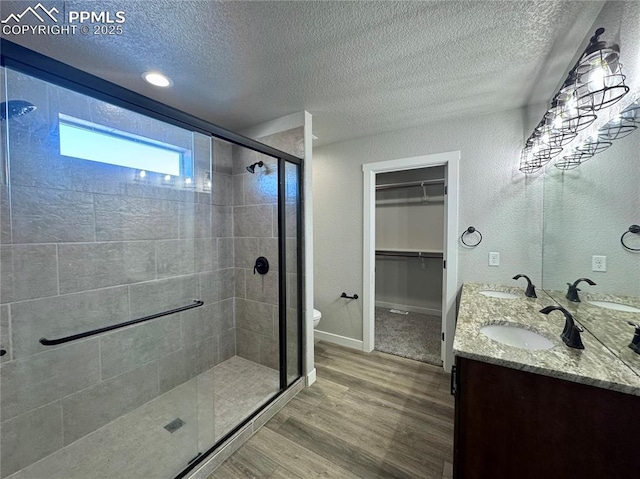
(375, 178, 445, 191)
(375, 250, 443, 259)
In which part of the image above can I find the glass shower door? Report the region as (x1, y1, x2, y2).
(213, 144, 282, 440)
(285, 160, 302, 385)
(1, 45, 303, 478)
(0, 67, 211, 479)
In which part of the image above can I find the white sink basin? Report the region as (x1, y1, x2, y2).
(479, 291, 519, 299)
(587, 301, 640, 313)
(480, 324, 554, 350)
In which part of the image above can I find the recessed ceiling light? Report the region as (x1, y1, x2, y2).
(142, 71, 172, 87)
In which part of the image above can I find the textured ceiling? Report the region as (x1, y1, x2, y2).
(1, 1, 606, 146)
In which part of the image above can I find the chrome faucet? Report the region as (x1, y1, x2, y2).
(566, 278, 596, 303)
(512, 274, 537, 298)
(540, 305, 585, 349)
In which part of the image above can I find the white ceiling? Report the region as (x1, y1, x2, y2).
(1, 1, 607, 146)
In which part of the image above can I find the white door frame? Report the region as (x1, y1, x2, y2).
(362, 151, 459, 372)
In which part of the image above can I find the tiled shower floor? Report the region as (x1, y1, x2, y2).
(213, 357, 280, 441)
(7, 357, 279, 479)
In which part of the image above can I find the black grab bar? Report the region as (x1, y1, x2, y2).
(39, 300, 204, 346)
(340, 292, 359, 300)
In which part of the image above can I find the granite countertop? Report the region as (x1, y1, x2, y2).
(547, 290, 640, 376)
(453, 283, 640, 396)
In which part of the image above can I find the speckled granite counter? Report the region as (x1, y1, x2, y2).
(453, 283, 640, 396)
(547, 290, 640, 376)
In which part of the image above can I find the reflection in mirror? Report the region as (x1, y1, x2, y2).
(541, 0, 640, 376)
(542, 116, 640, 374)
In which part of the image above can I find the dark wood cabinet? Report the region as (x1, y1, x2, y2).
(453, 356, 639, 479)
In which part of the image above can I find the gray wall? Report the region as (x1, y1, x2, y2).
(376, 168, 445, 251)
(232, 146, 280, 370)
(0, 70, 235, 477)
(313, 107, 544, 341)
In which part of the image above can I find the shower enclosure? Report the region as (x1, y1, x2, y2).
(0, 41, 303, 479)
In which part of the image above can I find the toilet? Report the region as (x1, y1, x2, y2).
(313, 309, 322, 329)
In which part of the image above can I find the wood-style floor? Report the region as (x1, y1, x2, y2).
(211, 341, 454, 478)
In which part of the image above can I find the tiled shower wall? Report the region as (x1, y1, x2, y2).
(233, 128, 303, 379)
(0, 70, 235, 477)
(232, 147, 281, 370)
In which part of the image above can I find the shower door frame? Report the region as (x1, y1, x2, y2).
(0, 38, 304, 479)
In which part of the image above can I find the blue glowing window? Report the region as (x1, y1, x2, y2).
(58, 113, 187, 176)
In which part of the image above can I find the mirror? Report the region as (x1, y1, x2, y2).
(542, 124, 640, 374)
(541, 3, 640, 376)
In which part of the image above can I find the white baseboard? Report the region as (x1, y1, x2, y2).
(375, 300, 441, 317)
(305, 368, 316, 386)
(314, 330, 364, 351)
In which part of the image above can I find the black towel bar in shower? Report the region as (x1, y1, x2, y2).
(39, 300, 204, 346)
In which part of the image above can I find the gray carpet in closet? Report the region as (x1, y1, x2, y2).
(374, 307, 442, 366)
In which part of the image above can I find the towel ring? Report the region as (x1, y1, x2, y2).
(461, 226, 482, 247)
(621, 224, 640, 252)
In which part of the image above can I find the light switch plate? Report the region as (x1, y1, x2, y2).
(592, 255, 606, 272)
(489, 252, 500, 267)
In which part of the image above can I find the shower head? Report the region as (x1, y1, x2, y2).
(246, 161, 264, 174)
(0, 100, 37, 121)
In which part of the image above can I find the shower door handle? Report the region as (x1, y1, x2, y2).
(39, 300, 204, 346)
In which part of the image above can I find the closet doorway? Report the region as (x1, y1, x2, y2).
(362, 152, 459, 372)
(374, 167, 445, 365)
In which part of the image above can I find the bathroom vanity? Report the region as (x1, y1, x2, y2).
(452, 284, 640, 479)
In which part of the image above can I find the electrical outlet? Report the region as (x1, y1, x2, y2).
(592, 255, 607, 272)
(489, 252, 500, 267)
